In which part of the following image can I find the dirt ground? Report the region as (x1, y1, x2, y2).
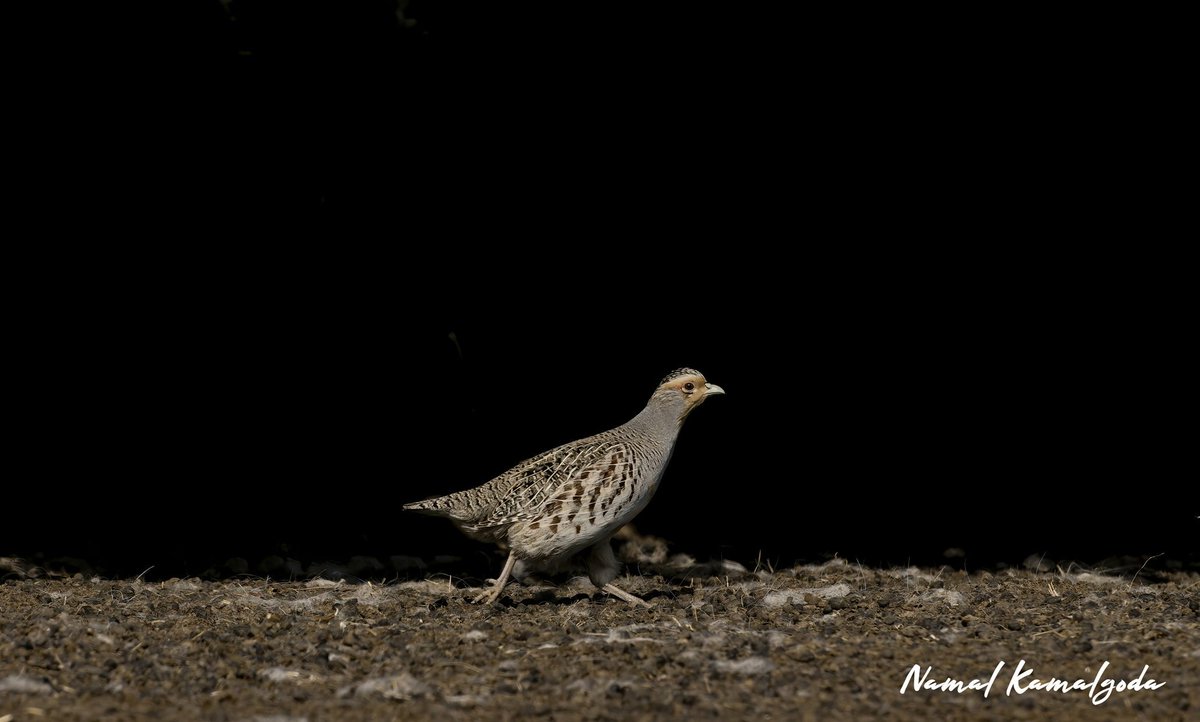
(1, 553, 1197, 722)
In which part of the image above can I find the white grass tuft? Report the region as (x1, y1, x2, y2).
(919, 589, 965, 607)
(338, 673, 431, 700)
(713, 657, 774, 675)
(763, 582, 851, 608)
(0, 675, 52, 694)
(257, 668, 321, 684)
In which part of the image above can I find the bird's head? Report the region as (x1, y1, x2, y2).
(653, 367, 725, 421)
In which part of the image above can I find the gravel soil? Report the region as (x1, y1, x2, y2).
(1, 559, 1197, 721)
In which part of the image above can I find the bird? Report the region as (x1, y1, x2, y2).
(403, 368, 724, 606)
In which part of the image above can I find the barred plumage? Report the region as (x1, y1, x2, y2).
(404, 369, 724, 605)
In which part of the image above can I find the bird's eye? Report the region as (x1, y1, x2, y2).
(683, 382, 695, 392)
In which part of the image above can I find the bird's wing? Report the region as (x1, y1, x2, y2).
(464, 438, 631, 531)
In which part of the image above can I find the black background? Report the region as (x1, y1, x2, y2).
(4, 2, 1192, 577)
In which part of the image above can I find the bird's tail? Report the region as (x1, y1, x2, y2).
(402, 493, 474, 521)
(402, 497, 448, 514)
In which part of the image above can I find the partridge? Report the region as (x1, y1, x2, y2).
(404, 368, 724, 605)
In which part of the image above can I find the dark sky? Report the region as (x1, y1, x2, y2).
(7, 273, 1192, 575)
(5, 2, 1191, 577)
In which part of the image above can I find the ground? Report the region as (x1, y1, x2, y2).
(1, 555, 1196, 721)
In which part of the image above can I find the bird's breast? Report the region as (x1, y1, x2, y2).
(507, 449, 671, 561)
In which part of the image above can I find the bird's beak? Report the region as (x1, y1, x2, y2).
(705, 383, 725, 396)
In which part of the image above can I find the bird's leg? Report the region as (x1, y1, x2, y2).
(587, 540, 649, 607)
(602, 582, 650, 607)
(474, 550, 517, 605)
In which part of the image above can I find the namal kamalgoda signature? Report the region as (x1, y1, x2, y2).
(900, 660, 1165, 706)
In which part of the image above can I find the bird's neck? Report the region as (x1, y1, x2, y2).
(627, 394, 687, 436)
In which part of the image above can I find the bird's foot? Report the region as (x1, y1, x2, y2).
(472, 581, 506, 605)
(602, 583, 650, 607)
(472, 551, 517, 605)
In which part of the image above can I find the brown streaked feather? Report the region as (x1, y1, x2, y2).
(461, 439, 633, 531)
